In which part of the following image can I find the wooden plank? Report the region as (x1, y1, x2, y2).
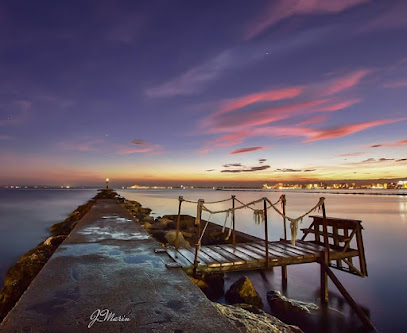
(232, 244, 266, 261)
(279, 242, 317, 257)
(240, 244, 279, 262)
(219, 244, 260, 263)
(178, 248, 201, 266)
(253, 242, 302, 259)
(297, 240, 329, 252)
(199, 247, 233, 266)
(273, 243, 308, 258)
(210, 245, 246, 265)
(267, 243, 303, 259)
(184, 247, 221, 267)
(166, 248, 193, 267)
(288, 242, 320, 255)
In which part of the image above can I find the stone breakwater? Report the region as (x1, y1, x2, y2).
(0, 189, 117, 322)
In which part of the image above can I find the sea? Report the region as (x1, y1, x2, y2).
(1, 188, 406, 332)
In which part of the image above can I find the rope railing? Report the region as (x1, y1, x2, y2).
(174, 194, 329, 277)
(181, 197, 232, 205)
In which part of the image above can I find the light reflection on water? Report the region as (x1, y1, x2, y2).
(118, 189, 407, 333)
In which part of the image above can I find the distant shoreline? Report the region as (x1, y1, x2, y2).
(214, 188, 407, 196)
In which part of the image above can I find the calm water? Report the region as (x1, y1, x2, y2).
(118, 188, 407, 333)
(0, 189, 96, 285)
(1, 188, 406, 332)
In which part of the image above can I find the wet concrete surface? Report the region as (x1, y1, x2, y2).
(0, 199, 238, 332)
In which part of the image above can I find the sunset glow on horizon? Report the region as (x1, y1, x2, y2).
(1, 1, 406, 186)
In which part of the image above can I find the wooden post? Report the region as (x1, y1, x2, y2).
(321, 260, 376, 331)
(193, 199, 204, 277)
(281, 266, 287, 292)
(175, 196, 183, 249)
(281, 195, 288, 290)
(320, 250, 329, 305)
(355, 223, 368, 277)
(282, 195, 287, 240)
(321, 198, 330, 261)
(332, 222, 342, 268)
(232, 195, 236, 245)
(263, 198, 269, 269)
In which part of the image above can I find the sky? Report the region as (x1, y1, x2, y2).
(0, 0, 407, 187)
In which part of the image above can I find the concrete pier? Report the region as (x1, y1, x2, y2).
(0, 198, 238, 332)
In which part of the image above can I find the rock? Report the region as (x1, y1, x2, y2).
(43, 235, 66, 247)
(157, 218, 175, 229)
(139, 207, 152, 215)
(142, 216, 154, 223)
(181, 231, 193, 238)
(148, 230, 167, 244)
(164, 230, 190, 248)
(189, 276, 208, 291)
(214, 303, 303, 333)
(143, 222, 153, 230)
(267, 291, 318, 315)
(225, 276, 263, 308)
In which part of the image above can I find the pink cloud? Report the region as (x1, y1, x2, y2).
(313, 99, 361, 112)
(382, 80, 407, 88)
(297, 116, 328, 126)
(217, 86, 303, 115)
(230, 146, 265, 155)
(244, 0, 370, 40)
(306, 118, 407, 142)
(338, 152, 365, 157)
(320, 70, 370, 96)
(0, 135, 12, 140)
(212, 99, 329, 131)
(213, 130, 250, 147)
(117, 143, 162, 155)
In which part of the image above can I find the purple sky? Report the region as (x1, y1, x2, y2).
(0, 0, 406, 186)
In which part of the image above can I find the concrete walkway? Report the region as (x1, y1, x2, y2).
(0, 199, 238, 332)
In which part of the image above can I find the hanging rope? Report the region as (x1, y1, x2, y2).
(181, 197, 232, 205)
(266, 197, 325, 245)
(198, 213, 212, 249)
(253, 209, 264, 224)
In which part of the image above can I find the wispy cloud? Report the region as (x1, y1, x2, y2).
(221, 165, 270, 173)
(339, 152, 365, 157)
(230, 146, 265, 155)
(320, 70, 371, 96)
(145, 51, 231, 97)
(306, 118, 407, 142)
(369, 139, 407, 148)
(217, 87, 303, 115)
(59, 139, 105, 152)
(0, 135, 13, 140)
(117, 139, 162, 155)
(244, 0, 370, 40)
(130, 139, 149, 145)
(223, 163, 243, 167)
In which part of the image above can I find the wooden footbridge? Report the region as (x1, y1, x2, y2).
(164, 195, 375, 330)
